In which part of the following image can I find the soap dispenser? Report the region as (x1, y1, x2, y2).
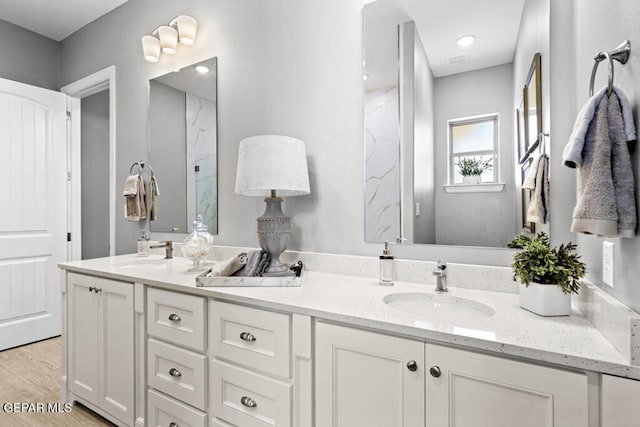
(137, 230, 150, 256)
(379, 241, 395, 286)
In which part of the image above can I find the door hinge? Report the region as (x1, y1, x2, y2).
(195, 165, 200, 172)
(67, 232, 71, 242)
(66, 111, 71, 120)
(67, 171, 72, 181)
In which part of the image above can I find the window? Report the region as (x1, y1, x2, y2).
(448, 114, 499, 185)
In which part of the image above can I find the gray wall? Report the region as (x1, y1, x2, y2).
(572, 0, 640, 313)
(0, 19, 58, 90)
(81, 90, 111, 259)
(433, 64, 516, 247)
(148, 80, 188, 232)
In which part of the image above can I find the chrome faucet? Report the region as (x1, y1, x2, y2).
(150, 240, 173, 259)
(433, 260, 447, 292)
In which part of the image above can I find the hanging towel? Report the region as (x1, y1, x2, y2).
(570, 92, 637, 237)
(123, 174, 147, 221)
(522, 154, 542, 190)
(206, 253, 248, 277)
(563, 86, 636, 168)
(527, 154, 549, 224)
(145, 175, 160, 221)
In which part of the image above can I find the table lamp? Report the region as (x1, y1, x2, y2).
(235, 135, 310, 276)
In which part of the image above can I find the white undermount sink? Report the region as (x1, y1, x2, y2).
(383, 292, 495, 322)
(113, 257, 171, 268)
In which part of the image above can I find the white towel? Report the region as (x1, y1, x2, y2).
(563, 86, 636, 168)
(522, 154, 541, 190)
(123, 174, 139, 196)
(527, 154, 549, 224)
(206, 253, 248, 277)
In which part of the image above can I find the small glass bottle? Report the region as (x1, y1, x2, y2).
(379, 241, 394, 286)
(137, 230, 150, 256)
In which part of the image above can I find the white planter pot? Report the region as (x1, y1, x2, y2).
(462, 175, 481, 184)
(519, 281, 571, 316)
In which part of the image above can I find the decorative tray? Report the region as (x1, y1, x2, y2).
(195, 263, 304, 288)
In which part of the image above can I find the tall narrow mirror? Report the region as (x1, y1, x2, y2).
(148, 57, 218, 234)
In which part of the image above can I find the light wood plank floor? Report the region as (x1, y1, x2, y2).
(0, 337, 115, 426)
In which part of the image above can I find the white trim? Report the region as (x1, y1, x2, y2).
(61, 66, 117, 258)
(444, 183, 506, 193)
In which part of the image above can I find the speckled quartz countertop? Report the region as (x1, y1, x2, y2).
(59, 253, 639, 380)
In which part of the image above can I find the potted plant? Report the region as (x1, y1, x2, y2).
(508, 232, 586, 316)
(455, 157, 492, 184)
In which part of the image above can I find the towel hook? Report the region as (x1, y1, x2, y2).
(589, 40, 631, 97)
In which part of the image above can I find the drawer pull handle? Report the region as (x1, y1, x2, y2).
(95, 288, 102, 293)
(169, 368, 182, 378)
(430, 366, 442, 378)
(241, 396, 257, 408)
(240, 332, 256, 342)
(89, 286, 95, 292)
(169, 423, 179, 427)
(406, 360, 418, 372)
(168, 313, 181, 322)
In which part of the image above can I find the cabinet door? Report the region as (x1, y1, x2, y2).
(426, 343, 588, 427)
(315, 322, 425, 427)
(601, 374, 640, 427)
(67, 273, 100, 405)
(99, 278, 134, 425)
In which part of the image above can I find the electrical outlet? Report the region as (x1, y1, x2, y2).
(603, 241, 615, 288)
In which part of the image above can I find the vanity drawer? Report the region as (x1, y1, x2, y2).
(147, 389, 207, 427)
(147, 339, 207, 411)
(210, 359, 292, 427)
(210, 300, 291, 378)
(147, 287, 206, 351)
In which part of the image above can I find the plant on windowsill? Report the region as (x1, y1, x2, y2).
(455, 157, 492, 184)
(508, 232, 586, 316)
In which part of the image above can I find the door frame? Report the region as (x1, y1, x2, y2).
(61, 66, 117, 259)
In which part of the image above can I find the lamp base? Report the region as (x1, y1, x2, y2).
(257, 197, 294, 277)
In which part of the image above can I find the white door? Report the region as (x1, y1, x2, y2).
(315, 322, 425, 427)
(0, 77, 67, 350)
(426, 343, 589, 427)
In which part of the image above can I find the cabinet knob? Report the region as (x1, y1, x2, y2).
(89, 286, 95, 292)
(169, 423, 179, 427)
(240, 396, 257, 408)
(430, 366, 442, 378)
(168, 313, 181, 322)
(406, 360, 418, 372)
(95, 288, 102, 293)
(169, 368, 182, 378)
(240, 332, 256, 342)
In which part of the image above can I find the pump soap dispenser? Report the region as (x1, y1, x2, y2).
(379, 241, 395, 286)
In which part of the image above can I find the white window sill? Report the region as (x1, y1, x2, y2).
(444, 183, 506, 193)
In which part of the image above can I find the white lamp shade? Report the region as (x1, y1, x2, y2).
(141, 35, 161, 62)
(174, 15, 198, 45)
(157, 25, 178, 54)
(235, 135, 310, 197)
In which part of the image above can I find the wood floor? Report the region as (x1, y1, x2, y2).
(0, 337, 115, 426)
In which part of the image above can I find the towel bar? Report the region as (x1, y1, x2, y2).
(589, 40, 631, 97)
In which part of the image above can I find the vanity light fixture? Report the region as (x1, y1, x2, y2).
(195, 65, 210, 74)
(235, 135, 310, 277)
(141, 15, 198, 63)
(456, 35, 476, 47)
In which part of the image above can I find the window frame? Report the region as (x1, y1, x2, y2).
(447, 113, 500, 185)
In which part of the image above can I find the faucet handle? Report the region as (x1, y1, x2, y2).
(436, 259, 447, 270)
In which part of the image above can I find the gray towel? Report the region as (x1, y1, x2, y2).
(527, 154, 549, 224)
(563, 86, 636, 168)
(571, 93, 637, 237)
(233, 250, 271, 277)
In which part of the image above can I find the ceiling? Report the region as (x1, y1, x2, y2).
(364, 0, 526, 90)
(0, 0, 129, 41)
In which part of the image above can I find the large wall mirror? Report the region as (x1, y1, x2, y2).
(364, 0, 547, 249)
(148, 57, 218, 234)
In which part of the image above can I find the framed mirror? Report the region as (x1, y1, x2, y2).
(363, 0, 546, 249)
(148, 57, 218, 234)
(523, 52, 542, 161)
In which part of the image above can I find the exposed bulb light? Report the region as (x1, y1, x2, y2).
(195, 65, 210, 74)
(141, 15, 198, 63)
(456, 35, 475, 47)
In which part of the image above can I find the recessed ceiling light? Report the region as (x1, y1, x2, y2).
(456, 35, 475, 47)
(195, 65, 210, 74)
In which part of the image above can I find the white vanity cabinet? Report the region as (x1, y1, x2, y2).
(65, 272, 134, 426)
(426, 343, 589, 427)
(601, 374, 640, 427)
(315, 321, 426, 427)
(146, 287, 207, 427)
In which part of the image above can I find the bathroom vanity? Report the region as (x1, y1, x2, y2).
(59, 252, 640, 427)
